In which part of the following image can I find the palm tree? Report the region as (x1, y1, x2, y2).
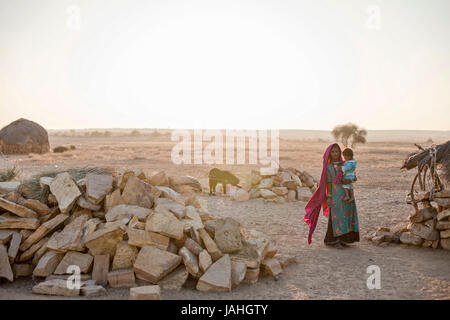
(332, 123, 367, 148)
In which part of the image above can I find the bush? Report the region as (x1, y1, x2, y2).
(0, 164, 20, 182)
(332, 123, 367, 148)
(70, 145, 76, 150)
(53, 146, 69, 153)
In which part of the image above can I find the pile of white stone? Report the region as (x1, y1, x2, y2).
(230, 167, 318, 204)
(0, 170, 296, 299)
(368, 190, 450, 250)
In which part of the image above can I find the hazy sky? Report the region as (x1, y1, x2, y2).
(1, 0, 449, 130)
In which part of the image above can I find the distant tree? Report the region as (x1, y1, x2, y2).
(332, 123, 367, 148)
(103, 131, 111, 137)
(130, 130, 141, 137)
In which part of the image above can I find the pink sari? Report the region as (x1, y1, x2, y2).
(304, 143, 343, 244)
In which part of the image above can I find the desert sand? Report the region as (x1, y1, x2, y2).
(0, 133, 449, 299)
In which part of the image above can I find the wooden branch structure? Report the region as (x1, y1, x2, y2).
(401, 141, 450, 208)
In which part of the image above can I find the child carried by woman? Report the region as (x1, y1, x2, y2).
(342, 148, 357, 202)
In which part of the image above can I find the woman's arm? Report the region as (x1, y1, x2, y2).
(326, 167, 332, 206)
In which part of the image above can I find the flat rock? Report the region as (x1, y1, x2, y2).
(148, 171, 169, 187)
(107, 268, 136, 287)
(145, 208, 184, 240)
(296, 187, 312, 201)
(434, 190, 450, 198)
(105, 204, 152, 222)
(86, 174, 113, 204)
(232, 189, 250, 202)
(400, 232, 423, 246)
(49, 172, 82, 214)
(183, 206, 204, 231)
(20, 213, 69, 251)
(77, 197, 101, 211)
(436, 220, 450, 230)
(13, 263, 34, 278)
(7, 231, 22, 263)
(259, 189, 277, 199)
(287, 190, 296, 201)
(0, 244, 13, 281)
(271, 187, 288, 196)
(18, 237, 49, 262)
(32, 279, 80, 296)
(112, 241, 138, 270)
(437, 209, 450, 221)
(275, 254, 297, 268)
(230, 260, 247, 288)
(129, 285, 161, 300)
(54, 252, 93, 274)
(214, 218, 242, 253)
(196, 254, 231, 292)
(122, 176, 160, 209)
(33, 250, 64, 277)
(179, 246, 200, 278)
(410, 207, 438, 223)
(126, 227, 169, 250)
(83, 226, 123, 256)
(0, 230, 14, 244)
(198, 250, 212, 273)
(156, 198, 186, 219)
(434, 197, 450, 208)
(0, 197, 38, 218)
(184, 238, 203, 256)
(441, 238, 450, 250)
(92, 254, 110, 286)
(133, 245, 182, 283)
(257, 178, 273, 189)
(243, 267, 260, 284)
(261, 258, 282, 277)
(155, 186, 186, 205)
(410, 220, 439, 241)
(440, 229, 450, 238)
(46, 214, 88, 253)
(20, 199, 51, 216)
(104, 188, 124, 212)
(198, 228, 223, 261)
(0, 181, 20, 193)
(158, 265, 188, 290)
(81, 285, 107, 297)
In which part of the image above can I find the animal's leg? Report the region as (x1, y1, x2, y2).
(222, 183, 226, 194)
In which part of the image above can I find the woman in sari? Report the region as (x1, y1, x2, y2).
(304, 143, 360, 248)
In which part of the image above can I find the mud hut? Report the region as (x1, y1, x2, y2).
(0, 118, 50, 154)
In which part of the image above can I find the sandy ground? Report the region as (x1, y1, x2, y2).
(0, 135, 449, 299)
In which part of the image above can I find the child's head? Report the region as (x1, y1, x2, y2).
(342, 148, 353, 160)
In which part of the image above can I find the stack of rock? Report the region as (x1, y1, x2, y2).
(368, 190, 450, 250)
(232, 167, 318, 204)
(0, 170, 296, 299)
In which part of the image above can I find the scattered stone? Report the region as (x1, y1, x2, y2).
(77, 197, 101, 211)
(33, 250, 64, 277)
(0, 244, 13, 281)
(440, 229, 450, 238)
(441, 238, 450, 250)
(400, 232, 424, 246)
(54, 252, 93, 274)
(81, 285, 107, 297)
(13, 263, 33, 278)
(179, 246, 200, 278)
(49, 172, 81, 214)
(184, 238, 203, 256)
(105, 204, 151, 222)
(83, 226, 124, 256)
(18, 237, 49, 262)
(92, 254, 110, 286)
(20, 213, 69, 251)
(232, 189, 250, 202)
(156, 198, 186, 219)
(46, 214, 88, 253)
(275, 254, 297, 268)
(122, 176, 160, 209)
(155, 186, 186, 205)
(410, 219, 439, 241)
(436, 220, 450, 230)
(258, 178, 273, 189)
(230, 260, 247, 288)
(296, 187, 312, 201)
(134, 245, 182, 283)
(434, 197, 450, 208)
(199, 250, 212, 273)
(129, 285, 161, 300)
(0, 230, 13, 244)
(259, 189, 277, 199)
(108, 268, 136, 287)
(198, 228, 223, 261)
(32, 279, 80, 296)
(125, 227, 169, 250)
(287, 190, 297, 201)
(86, 174, 113, 204)
(261, 258, 282, 277)
(158, 265, 189, 291)
(243, 267, 260, 284)
(145, 207, 184, 240)
(20, 199, 51, 216)
(410, 207, 437, 223)
(148, 171, 169, 187)
(196, 254, 231, 292)
(7, 231, 21, 263)
(0, 197, 38, 218)
(214, 218, 242, 253)
(112, 241, 139, 270)
(437, 209, 450, 221)
(0, 181, 20, 194)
